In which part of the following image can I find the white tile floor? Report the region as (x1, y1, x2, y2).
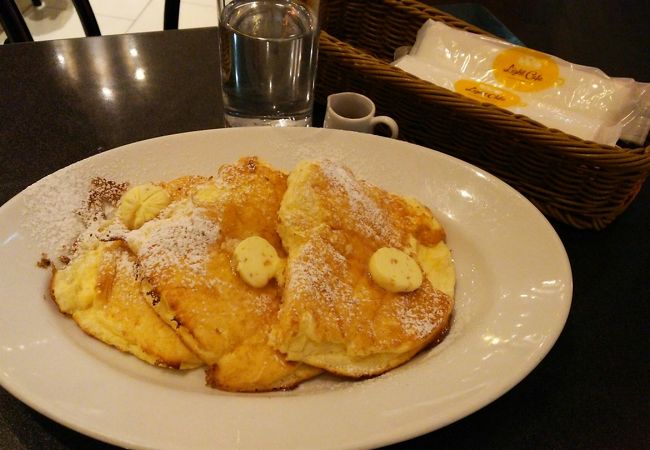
(1, 0, 219, 43)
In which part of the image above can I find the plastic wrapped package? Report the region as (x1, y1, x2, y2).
(393, 20, 649, 146)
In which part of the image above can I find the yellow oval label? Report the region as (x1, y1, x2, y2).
(454, 80, 523, 107)
(493, 47, 560, 92)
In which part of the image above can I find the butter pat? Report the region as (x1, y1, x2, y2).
(117, 184, 171, 230)
(369, 247, 423, 293)
(234, 236, 282, 288)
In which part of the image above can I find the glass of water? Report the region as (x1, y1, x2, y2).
(217, 0, 321, 127)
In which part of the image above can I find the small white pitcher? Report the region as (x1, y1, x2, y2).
(323, 92, 399, 138)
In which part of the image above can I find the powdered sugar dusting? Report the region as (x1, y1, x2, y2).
(126, 201, 220, 280)
(395, 289, 448, 339)
(21, 171, 129, 265)
(115, 246, 135, 275)
(288, 234, 352, 310)
(318, 160, 400, 246)
(21, 173, 87, 259)
(273, 136, 393, 184)
(396, 304, 436, 339)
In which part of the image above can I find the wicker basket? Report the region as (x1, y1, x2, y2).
(315, 0, 650, 230)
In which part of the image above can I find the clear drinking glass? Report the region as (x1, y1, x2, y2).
(217, 0, 320, 127)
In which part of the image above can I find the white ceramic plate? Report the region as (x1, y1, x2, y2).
(0, 128, 572, 450)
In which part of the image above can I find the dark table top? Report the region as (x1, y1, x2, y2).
(1, 1, 648, 449)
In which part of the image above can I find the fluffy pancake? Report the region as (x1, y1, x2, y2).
(125, 157, 321, 391)
(50, 238, 203, 369)
(271, 160, 455, 377)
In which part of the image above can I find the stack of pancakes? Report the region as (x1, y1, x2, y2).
(50, 156, 455, 392)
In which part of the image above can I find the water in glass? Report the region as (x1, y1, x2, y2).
(219, 1, 319, 127)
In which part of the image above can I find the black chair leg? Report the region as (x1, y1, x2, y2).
(0, 0, 34, 43)
(164, 0, 180, 30)
(70, 0, 100, 36)
(31, 0, 41, 6)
